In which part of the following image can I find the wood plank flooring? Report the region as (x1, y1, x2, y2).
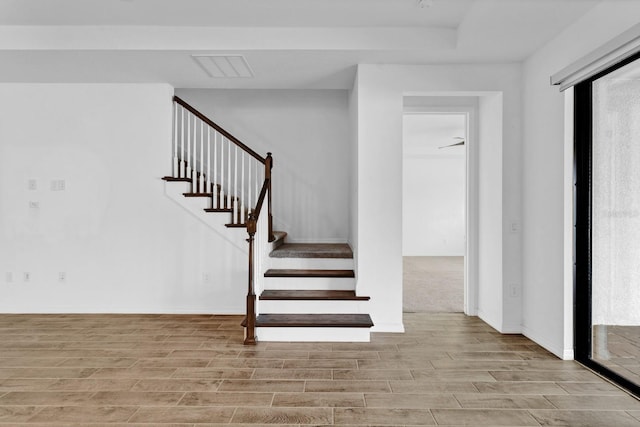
(594, 325, 640, 386)
(0, 312, 639, 425)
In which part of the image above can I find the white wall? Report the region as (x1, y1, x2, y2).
(176, 89, 350, 243)
(402, 115, 466, 256)
(0, 84, 247, 314)
(522, 2, 640, 359)
(354, 64, 522, 334)
(402, 156, 465, 256)
(477, 93, 505, 331)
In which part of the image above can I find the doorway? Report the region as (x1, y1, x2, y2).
(402, 112, 467, 313)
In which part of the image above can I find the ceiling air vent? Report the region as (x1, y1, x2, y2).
(191, 55, 254, 78)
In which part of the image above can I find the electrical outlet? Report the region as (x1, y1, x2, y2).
(28, 179, 37, 190)
(29, 201, 39, 209)
(23, 272, 30, 282)
(509, 284, 519, 297)
(203, 273, 211, 283)
(51, 179, 66, 191)
(5, 272, 12, 283)
(58, 272, 66, 283)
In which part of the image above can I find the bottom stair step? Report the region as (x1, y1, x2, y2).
(242, 314, 374, 342)
(251, 314, 373, 328)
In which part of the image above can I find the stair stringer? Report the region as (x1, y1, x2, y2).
(164, 180, 247, 251)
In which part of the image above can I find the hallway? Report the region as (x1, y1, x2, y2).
(403, 256, 464, 313)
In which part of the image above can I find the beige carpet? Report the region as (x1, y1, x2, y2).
(403, 256, 464, 313)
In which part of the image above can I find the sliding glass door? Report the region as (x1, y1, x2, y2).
(575, 52, 640, 396)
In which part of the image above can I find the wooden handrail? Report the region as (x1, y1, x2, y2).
(173, 96, 266, 164)
(253, 178, 270, 219)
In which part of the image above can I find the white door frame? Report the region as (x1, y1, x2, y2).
(403, 101, 479, 316)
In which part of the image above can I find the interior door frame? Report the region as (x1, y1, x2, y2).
(403, 102, 478, 316)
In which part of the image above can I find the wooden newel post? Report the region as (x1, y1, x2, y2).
(244, 211, 257, 345)
(265, 153, 275, 242)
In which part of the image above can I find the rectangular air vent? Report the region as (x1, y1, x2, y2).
(191, 54, 254, 78)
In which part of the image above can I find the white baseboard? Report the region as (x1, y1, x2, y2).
(0, 307, 245, 315)
(477, 309, 501, 333)
(477, 310, 522, 334)
(370, 322, 405, 333)
(501, 323, 523, 334)
(522, 325, 571, 360)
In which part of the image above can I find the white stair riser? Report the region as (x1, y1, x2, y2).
(256, 327, 370, 342)
(263, 277, 355, 291)
(259, 300, 368, 314)
(268, 257, 353, 270)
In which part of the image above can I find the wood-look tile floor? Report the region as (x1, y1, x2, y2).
(594, 325, 640, 386)
(1, 313, 640, 426)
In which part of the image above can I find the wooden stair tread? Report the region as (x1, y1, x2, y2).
(226, 223, 247, 228)
(252, 314, 373, 328)
(260, 290, 369, 301)
(270, 243, 353, 259)
(183, 192, 212, 197)
(264, 269, 355, 278)
(162, 176, 191, 182)
(204, 208, 232, 213)
(184, 192, 237, 198)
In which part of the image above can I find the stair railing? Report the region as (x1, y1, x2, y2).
(171, 96, 275, 344)
(244, 178, 269, 344)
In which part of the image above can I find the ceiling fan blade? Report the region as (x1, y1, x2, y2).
(438, 141, 465, 149)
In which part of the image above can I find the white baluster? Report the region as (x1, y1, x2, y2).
(180, 107, 185, 178)
(213, 132, 219, 208)
(241, 152, 245, 224)
(186, 111, 191, 181)
(199, 121, 205, 193)
(206, 127, 211, 195)
(220, 137, 225, 209)
(247, 156, 252, 217)
(192, 115, 197, 190)
(227, 140, 231, 211)
(257, 161, 261, 206)
(234, 145, 238, 224)
(173, 103, 178, 177)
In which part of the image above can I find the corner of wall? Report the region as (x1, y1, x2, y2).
(348, 69, 360, 278)
(522, 325, 568, 360)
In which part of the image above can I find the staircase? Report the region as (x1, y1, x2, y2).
(164, 96, 373, 343)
